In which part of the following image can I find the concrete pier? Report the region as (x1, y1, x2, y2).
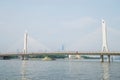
(100, 55, 111, 62)
(108, 55, 110, 63)
(20, 55, 28, 60)
(101, 55, 104, 62)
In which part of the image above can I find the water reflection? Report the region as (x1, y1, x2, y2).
(21, 60, 28, 80)
(101, 62, 110, 80)
(68, 60, 81, 75)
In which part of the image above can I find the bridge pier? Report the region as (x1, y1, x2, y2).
(20, 55, 29, 60)
(108, 55, 110, 63)
(100, 55, 104, 62)
(100, 55, 111, 62)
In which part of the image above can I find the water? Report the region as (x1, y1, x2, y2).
(0, 59, 120, 80)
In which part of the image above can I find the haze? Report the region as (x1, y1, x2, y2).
(0, 0, 120, 52)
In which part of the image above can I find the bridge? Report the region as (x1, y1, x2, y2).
(0, 19, 120, 62)
(1, 51, 120, 56)
(0, 51, 120, 62)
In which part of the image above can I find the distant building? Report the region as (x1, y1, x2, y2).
(61, 44, 65, 51)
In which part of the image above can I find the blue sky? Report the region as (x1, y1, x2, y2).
(0, 0, 120, 52)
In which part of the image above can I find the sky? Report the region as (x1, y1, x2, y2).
(0, 0, 120, 52)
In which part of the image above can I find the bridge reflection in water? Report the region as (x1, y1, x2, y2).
(102, 62, 110, 80)
(21, 60, 110, 80)
(21, 60, 28, 80)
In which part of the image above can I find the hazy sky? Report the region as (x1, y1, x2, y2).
(0, 0, 120, 52)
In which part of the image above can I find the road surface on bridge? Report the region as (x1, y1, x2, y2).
(0, 52, 120, 56)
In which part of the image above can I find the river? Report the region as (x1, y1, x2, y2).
(0, 59, 120, 80)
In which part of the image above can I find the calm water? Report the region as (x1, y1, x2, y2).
(0, 59, 120, 80)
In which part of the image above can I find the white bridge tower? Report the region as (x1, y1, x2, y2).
(101, 19, 110, 62)
(102, 19, 108, 52)
(24, 32, 28, 54)
(21, 31, 28, 60)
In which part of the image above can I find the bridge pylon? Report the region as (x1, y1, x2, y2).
(22, 31, 28, 60)
(102, 19, 108, 52)
(101, 19, 110, 62)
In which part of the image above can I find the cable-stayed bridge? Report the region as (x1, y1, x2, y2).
(0, 19, 120, 62)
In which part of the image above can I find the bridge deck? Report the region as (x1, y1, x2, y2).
(0, 52, 120, 56)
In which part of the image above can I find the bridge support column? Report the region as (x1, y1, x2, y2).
(20, 55, 28, 60)
(20, 56, 25, 60)
(100, 55, 104, 62)
(108, 55, 110, 62)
